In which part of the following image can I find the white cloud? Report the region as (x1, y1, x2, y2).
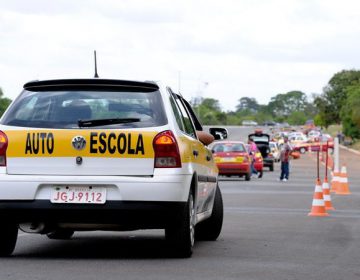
(1, 0, 360, 111)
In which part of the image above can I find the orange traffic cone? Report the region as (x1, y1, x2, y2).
(330, 170, 340, 193)
(308, 178, 329, 217)
(322, 177, 335, 210)
(336, 164, 351, 195)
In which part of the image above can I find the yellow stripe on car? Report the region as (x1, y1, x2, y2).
(6, 130, 156, 158)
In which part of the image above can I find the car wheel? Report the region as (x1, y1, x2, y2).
(300, 147, 306, 154)
(195, 185, 223, 241)
(258, 171, 263, 178)
(165, 191, 195, 258)
(245, 172, 251, 181)
(46, 229, 74, 240)
(270, 164, 274, 172)
(0, 223, 18, 256)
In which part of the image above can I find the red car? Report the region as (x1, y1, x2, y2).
(293, 136, 334, 154)
(211, 141, 251, 180)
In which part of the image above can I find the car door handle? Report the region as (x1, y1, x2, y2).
(193, 150, 199, 157)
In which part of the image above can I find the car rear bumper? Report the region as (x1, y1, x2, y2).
(0, 200, 185, 229)
(0, 173, 193, 202)
(217, 163, 250, 175)
(263, 158, 274, 167)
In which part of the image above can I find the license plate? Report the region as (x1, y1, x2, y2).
(50, 186, 106, 204)
(223, 157, 236, 162)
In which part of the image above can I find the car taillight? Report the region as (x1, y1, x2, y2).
(0, 131, 8, 166)
(153, 130, 181, 168)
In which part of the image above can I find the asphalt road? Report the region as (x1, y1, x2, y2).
(1, 126, 359, 280)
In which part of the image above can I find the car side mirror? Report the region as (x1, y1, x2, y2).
(209, 127, 228, 140)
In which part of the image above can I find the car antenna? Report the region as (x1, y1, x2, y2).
(94, 50, 99, 78)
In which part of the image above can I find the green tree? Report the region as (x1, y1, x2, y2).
(340, 85, 360, 139)
(226, 112, 242, 125)
(193, 98, 224, 125)
(0, 88, 12, 117)
(255, 105, 273, 124)
(267, 91, 309, 121)
(287, 111, 307, 125)
(236, 97, 259, 113)
(313, 95, 333, 128)
(201, 98, 221, 111)
(316, 70, 360, 125)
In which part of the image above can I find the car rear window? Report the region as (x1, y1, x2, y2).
(249, 135, 270, 142)
(1, 90, 167, 128)
(213, 143, 246, 153)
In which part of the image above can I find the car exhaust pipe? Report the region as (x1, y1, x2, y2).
(19, 222, 47, 234)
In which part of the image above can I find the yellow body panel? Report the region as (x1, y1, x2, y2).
(6, 130, 156, 158)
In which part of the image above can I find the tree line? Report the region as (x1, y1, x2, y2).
(0, 88, 11, 117)
(191, 69, 360, 140)
(191, 90, 317, 127)
(0, 70, 359, 140)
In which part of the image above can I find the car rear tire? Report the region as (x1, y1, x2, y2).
(0, 223, 18, 257)
(300, 147, 306, 154)
(269, 164, 274, 171)
(195, 185, 223, 241)
(258, 171, 263, 178)
(46, 229, 74, 240)
(165, 192, 195, 258)
(245, 172, 251, 181)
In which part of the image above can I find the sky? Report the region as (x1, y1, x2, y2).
(1, 0, 360, 111)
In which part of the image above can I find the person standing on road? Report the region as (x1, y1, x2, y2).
(248, 139, 260, 178)
(279, 136, 293, 182)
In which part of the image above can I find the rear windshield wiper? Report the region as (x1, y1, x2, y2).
(78, 118, 140, 128)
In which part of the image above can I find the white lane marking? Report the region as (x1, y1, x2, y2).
(18, 232, 31, 237)
(225, 207, 360, 218)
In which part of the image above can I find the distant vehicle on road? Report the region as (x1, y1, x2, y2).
(289, 134, 308, 145)
(248, 130, 275, 171)
(262, 120, 277, 126)
(242, 120, 258, 126)
(211, 141, 252, 180)
(307, 130, 321, 140)
(304, 119, 316, 132)
(292, 138, 334, 154)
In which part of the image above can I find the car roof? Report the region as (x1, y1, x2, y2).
(23, 79, 159, 92)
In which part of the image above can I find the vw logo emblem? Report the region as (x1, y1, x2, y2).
(72, 136, 86, 151)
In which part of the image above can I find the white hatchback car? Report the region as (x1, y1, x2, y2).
(0, 78, 227, 257)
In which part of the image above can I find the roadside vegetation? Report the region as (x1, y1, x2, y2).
(190, 69, 360, 149)
(0, 88, 12, 117)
